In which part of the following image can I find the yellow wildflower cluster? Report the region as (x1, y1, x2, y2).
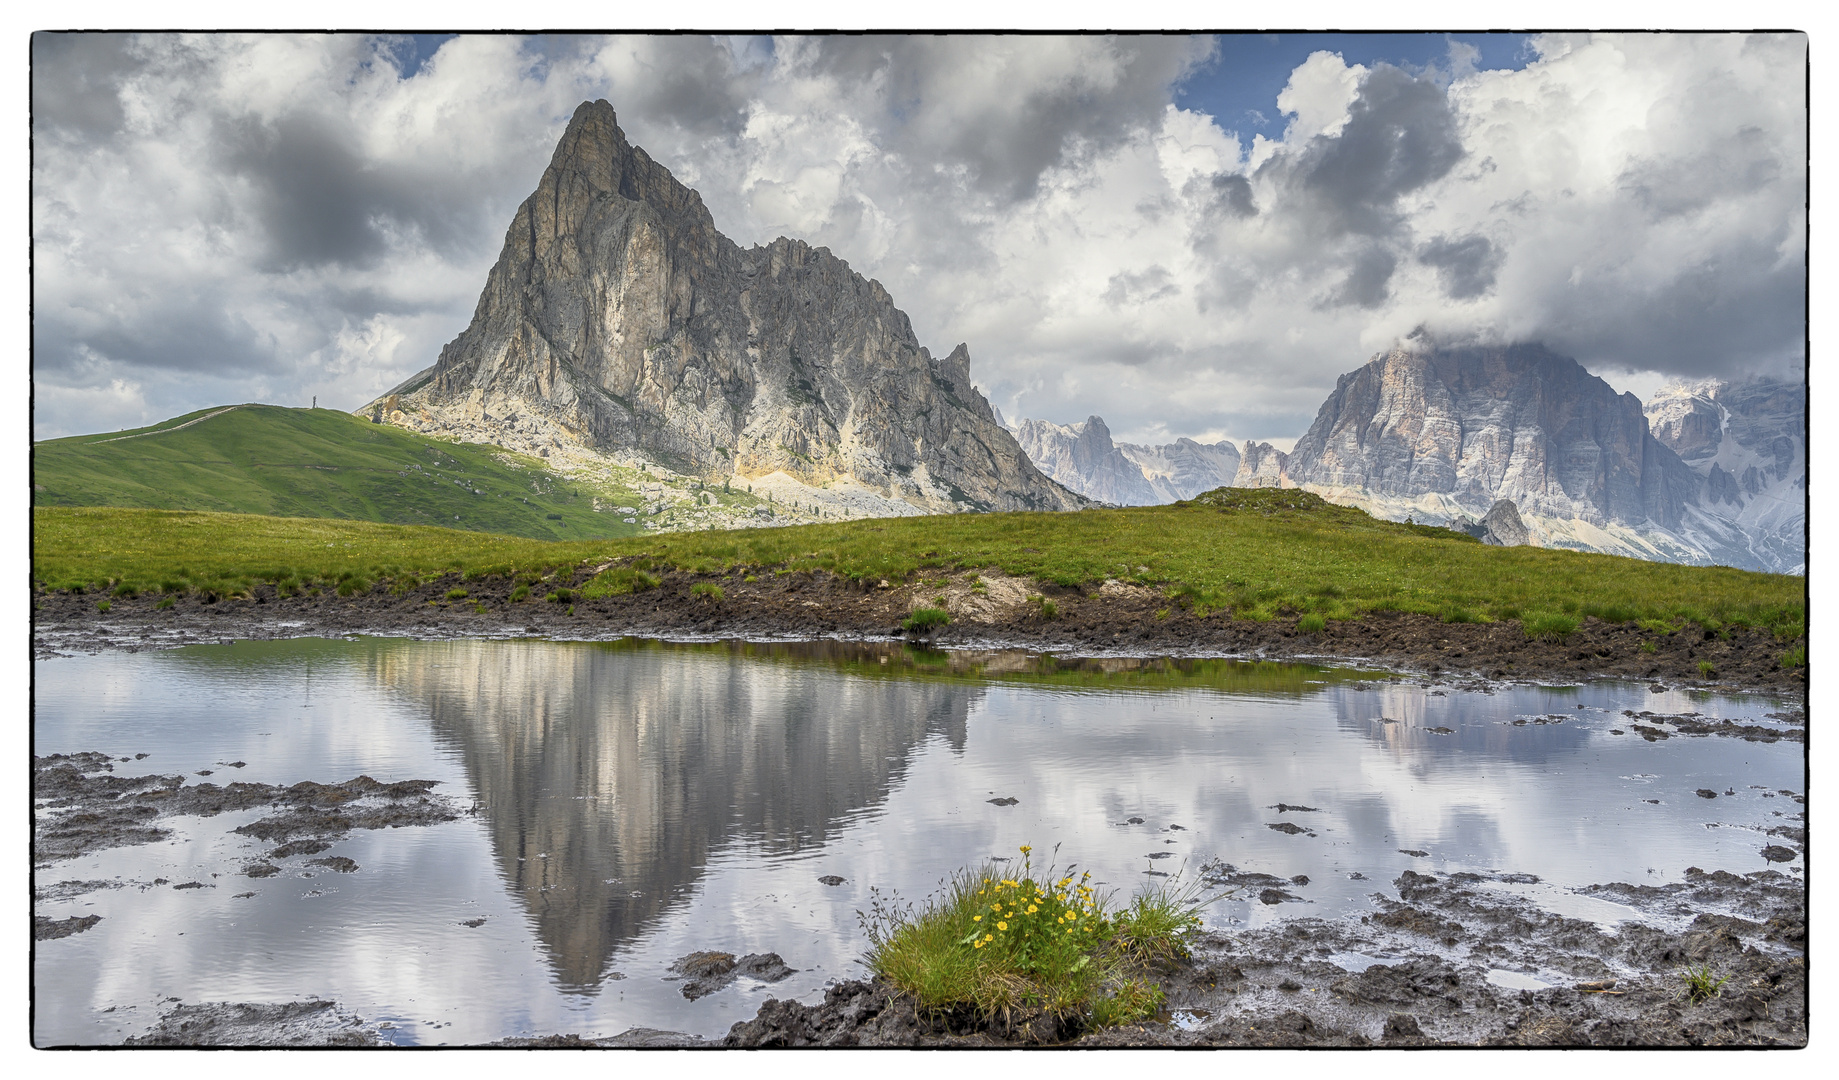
(963, 847, 1108, 959)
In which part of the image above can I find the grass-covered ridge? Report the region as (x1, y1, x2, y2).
(32, 404, 645, 542)
(33, 487, 1804, 639)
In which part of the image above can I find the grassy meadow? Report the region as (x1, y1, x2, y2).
(33, 487, 1804, 640)
(32, 404, 647, 542)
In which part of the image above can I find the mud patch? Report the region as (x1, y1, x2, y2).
(121, 999, 384, 1047)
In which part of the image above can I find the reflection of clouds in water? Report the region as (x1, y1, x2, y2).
(33, 640, 1803, 1044)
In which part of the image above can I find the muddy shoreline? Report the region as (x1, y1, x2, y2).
(33, 564, 1805, 699)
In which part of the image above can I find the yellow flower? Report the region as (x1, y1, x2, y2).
(1027, 904, 1038, 914)
(1020, 845, 1032, 854)
(997, 921, 1008, 931)
(973, 915, 982, 922)
(985, 933, 993, 941)
(974, 940, 985, 948)
(1066, 927, 1075, 935)
(1067, 911, 1077, 921)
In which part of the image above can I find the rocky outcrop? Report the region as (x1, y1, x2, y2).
(1243, 343, 1801, 573)
(1645, 377, 1805, 574)
(1234, 442, 1291, 489)
(1281, 343, 1699, 532)
(1118, 438, 1242, 502)
(1013, 416, 1161, 505)
(1479, 500, 1530, 546)
(411, 100, 1081, 514)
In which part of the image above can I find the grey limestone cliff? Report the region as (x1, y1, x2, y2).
(1280, 343, 1699, 531)
(413, 99, 1081, 514)
(1117, 438, 1242, 502)
(1233, 441, 1291, 489)
(1013, 416, 1162, 506)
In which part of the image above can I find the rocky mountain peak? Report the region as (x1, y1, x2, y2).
(406, 99, 1081, 515)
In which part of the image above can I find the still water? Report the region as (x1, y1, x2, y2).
(34, 637, 1802, 1045)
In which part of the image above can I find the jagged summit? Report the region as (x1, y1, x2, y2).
(403, 100, 1082, 515)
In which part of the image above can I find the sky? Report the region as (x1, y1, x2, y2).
(30, 31, 1808, 448)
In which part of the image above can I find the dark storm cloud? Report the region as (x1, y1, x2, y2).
(1199, 172, 1256, 219)
(597, 35, 757, 138)
(1418, 233, 1501, 299)
(36, 292, 279, 379)
(1326, 245, 1398, 309)
(1284, 64, 1465, 239)
(809, 35, 1213, 202)
(31, 33, 140, 138)
(214, 108, 507, 272)
(1617, 125, 1784, 220)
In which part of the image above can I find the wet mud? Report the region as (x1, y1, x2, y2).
(35, 564, 1804, 698)
(720, 867, 1806, 1048)
(33, 752, 462, 871)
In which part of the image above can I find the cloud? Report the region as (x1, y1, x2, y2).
(31, 32, 1806, 447)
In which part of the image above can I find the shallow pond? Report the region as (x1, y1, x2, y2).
(33, 637, 1803, 1045)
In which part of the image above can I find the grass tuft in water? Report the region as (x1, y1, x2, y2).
(861, 845, 1218, 1030)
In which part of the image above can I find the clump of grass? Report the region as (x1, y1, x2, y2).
(472, 602, 488, 615)
(1522, 612, 1579, 643)
(1640, 640, 1658, 654)
(903, 606, 951, 632)
(96, 600, 111, 613)
(581, 565, 661, 599)
(691, 582, 724, 602)
(861, 846, 1216, 1030)
(1698, 660, 1716, 678)
(1029, 595, 1060, 621)
(1296, 613, 1327, 633)
(111, 583, 136, 598)
(155, 596, 174, 610)
(1780, 643, 1806, 668)
(509, 584, 531, 602)
(1680, 964, 1729, 1003)
(445, 588, 469, 600)
(1637, 618, 1675, 635)
(546, 588, 574, 604)
(744, 574, 759, 583)
(1441, 606, 1482, 624)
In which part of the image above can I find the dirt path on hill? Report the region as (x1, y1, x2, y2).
(35, 564, 1805, 701)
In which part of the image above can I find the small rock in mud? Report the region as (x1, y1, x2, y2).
(35, 879, 122, 902)
(307, 857, 358, 873)
(986, 797, 1019, 806)
(1260, 889, 1301, 905)
(233, 892, 256, 899)
(271, 839, 332, 858)
(1697, 789, 1719, 799)
(671, 951, 739, 1000)
(172, 881, 210, 890)
(1760, 846, 1798, 863)
(1266, 822, 1313, 836)
(1125, 817, 1144, 824)
(1277, 978, 1303, 991)
(1290, 875, 1311, 886)
(1398, 849, 1430, 858)
(817, 875, 846, 886)
(243, 862, 281, 878)
(1426, 727, 1454, 735)
(35, 914, 102, 940)
(736, 953, 796, 983)
(1383, 1013, 1423, 1039)
(460, 918, 487, 928)
(1270, 803, 1319, 813)
(196, 770, 213, 776)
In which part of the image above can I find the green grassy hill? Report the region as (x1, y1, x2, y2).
(32, 404, 643, 542)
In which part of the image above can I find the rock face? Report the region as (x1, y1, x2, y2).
(1013, 416, 1161, 505)
(1282, 343, 1698, 532)
(1118, 438, 1242, 502)
(1250, 343, 1802, 573)
(1234, 442, 1291, 489)
(1644, 377, 1805, 574)
(1479, 500, 1530, 546)
(1011, 414, 1240, 505)
(411, 100, 1081, 514)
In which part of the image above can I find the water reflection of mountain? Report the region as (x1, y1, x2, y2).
(368, 639, 976, 992)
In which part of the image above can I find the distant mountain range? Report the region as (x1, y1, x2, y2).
(1009, 344, 1803, 575)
